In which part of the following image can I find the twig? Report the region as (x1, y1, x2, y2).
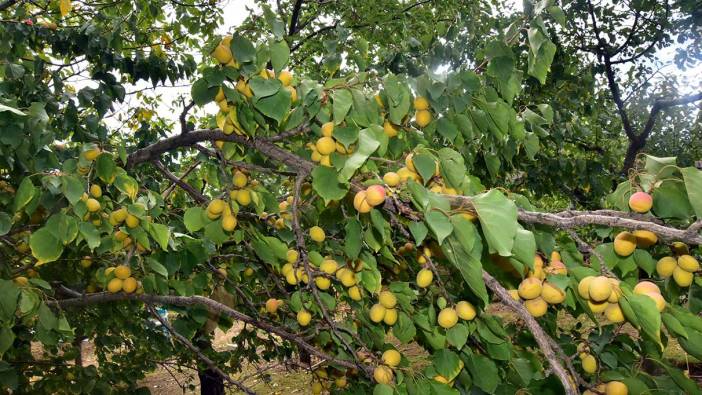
(153, 160, 207, 203)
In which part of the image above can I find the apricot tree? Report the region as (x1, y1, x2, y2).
(1, 1, 702, 395)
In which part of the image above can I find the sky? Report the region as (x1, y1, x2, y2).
(67, 0, 701, 134)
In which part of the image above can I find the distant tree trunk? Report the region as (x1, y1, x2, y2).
(199, 368, 224, 395)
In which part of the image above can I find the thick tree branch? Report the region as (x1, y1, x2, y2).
(52, 293, 359, 370)
(146, 305, 255, 395)
(482, 271, 578, 395)
(162, 160, 201, 200)
(152, 160, 207, 203)
(288, 0, 304, 35)
(638, 91, 702, 144)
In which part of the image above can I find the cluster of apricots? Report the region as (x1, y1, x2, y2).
(511, 253, 567, 317)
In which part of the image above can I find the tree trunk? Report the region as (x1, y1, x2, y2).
(199, 368, 224, 395)
(622, 137, 646, 174)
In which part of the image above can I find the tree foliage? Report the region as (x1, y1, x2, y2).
(0, 1, 701, 394)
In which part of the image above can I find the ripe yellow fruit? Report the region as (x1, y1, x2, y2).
(605, 303, 625, 323)
(613, 231, 637, 257)
(365, 185, 386, 206)
(633, 281, 660, 295)
(580, 353, 597, 374)
(315, 276, 331, 290)
(244, 267, 254, 277)
(277, 70, 293, 86)
(122, 277, 137, 293)
(605, 381, 628, 395)
(588, 276, 613, 302)
(678, 255, 700, 272)
(236, 79, 253, 98)
(588, 300, 609, 313)
(508, 289, 520, 301)
(607, 279, 621, 303)
(337, 268, 357, 287)
(383, 172, 400, 187)
(90, 184, 102, 198)
(114, 230, 128, 241)
(107, 278, 123, 293)
(414, 96, 429, 110)
(529, 255, 545, 279)
(523, 297, 547, 317)
(369, 303, 387, 323)
(416, 268, 433, 288)
(297, 309, 312, 326)
(286, 85, 297, 102)
(212, 43, 233, 64)
(629, 191, 653, 213)
(208, 199, 226, 215)
(348, 285, 362, 301)
(316, 136, 336, 155)
(112, 207, 127, 223)
(86, 198, 101, 212)
(232, 171, 248, 188)
(311, 381, 323, 395)
(456, 301, 476, 320)
(125, 214, 140, 228)
(309, 226, 325, 242)
(80, 256, 92, 268)
(222, 214, 237, 231)
(353, 191, 372, 213)
(374, 94, 384, 108)
(547, 260, 568, 276)
(643, 291, 666, 312)
(437, 308, 458, 329)
(518, 277, 543, 300)
(265, 298, 282, 314)
(335, 376, 347, 389)
(382, 349, 401, 367)
(541, 282, 565, 304)
(656, 256, 677, 278)
(383, 308, 398, 325)
(83, 147, 101, 161)
(415, 110, 432, 127)
(319, 155, 332, 167)
(287, 250, 299, 264)
(373, 365, 394, 385)
(633, 230, 657, 248)
(405, 153, 416, 172)
(379, 291, 397, 309)
(236, 189, 251, 206)
(285, 270, 299, 285)
(383, 120, 399, 137)
(13, 276, 29, 286)
(320, 259, 338, 274)
(671, 242, 689, 255)
(321, 121, 334, 137)
(114, 265, 131, 280)
(578, 276, 595, 299)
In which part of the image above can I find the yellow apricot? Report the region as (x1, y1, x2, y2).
(605, 381, 628, 395)
(232, 171, 248, 188)
(588, 300, 609, 313)
(383, 172, 400, 187)
(578, 276, 595, 299)
(277, 70, 293, 86)
(588, 276, 613, 302)
(365, 185, 386, 206)
(369, 303, 387, 323)
(382, 349, 401, 367)
(633, 230, 657, 248)
(456, 301, 476, 320)
(297, 309, 312, 326)
(383, 120, 399, 137)
(525, 297, 548, 317)
(86, 198, 101, 212)
(122, 277, 137, 294)
(373, 365, 394, 385)
(678, 255, 700, 272)
(383, 308, 398, 325)
(580, 353, 597, 374)
(437, 308, 458, 329)
(633, 281, 660, 295)
(541, 282, 565, 304)
(613, 231, 637, 257)
(107, 278, 123, 293)
(321, 121, 334, 137)
(415, 110, 432, 127)
(316, 136, 336, 155)
(416, 268, 433, 288)
(379, 291, 397, 309)
(673, 266, 694, 287)
(348, 286, 362, 301)
(605, 303, 625, 323)
(656, 256, 677, 278)
(629, 192, 652, 213)
(353, 191, 372, 213)
(320, 259, 338, 274)
(309, 226, 325, 242)
(518, 277, 543, 300)
(222, 214, 237, 231)
(414, 96, 429, 110)
(643, 291, 666, 312)
(114, 265, 131, 280)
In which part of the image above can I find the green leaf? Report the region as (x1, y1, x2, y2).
(191, 78, 216, 106)
(432, 349, 462, 379)
(148, 259, 169, 277)
(654, 360, 702, 395)
(463, 352, 498, 393)
(0, 103, 26, 116)
(248, 76, 282, 98)
(511, 229, 536, 268)
(148, 223, 170, 250)
(436, 117, 458, 142)
(413, 154, 436, 185)
(408, 221, 428, 246)
(254, 87, 291, 124)
(662, 312, 688, 339)
(0, 327, 15, 356)
(114, 174, 139, 201)
(37, 303, 57, 330)
(633, 249, 655, 276)
(0, 213, 12, 236)
(425, 210, 453, 245)
(311, 166, 348, 204)
(652, 180, 694, 219)
(446, 323, 469, 349)
(79, 222, 101, 250)
(61, 175, 84, 205)
(394, 311, 417, 343)
(204, 221, 228, 245)
(14, 177, 35, 212)
(472, 189, 517, 256)
(184, 207, 206, 232)
(95, 154, 116, 184)
(442, 233, 488, 305)
(332, 89, 353, 124)
(30, 227, 63, 264)
(338, 128, 380, 181)
(269, 40, 290, 73)
(527, 33, 556, 84)
(677, 328, 702, 361)
(344, 219, 362, 259)
(621, 288, 661, 346)
(681, 167, 702, 218)
(230, 35, 256, 63)
(373, 384, 394, 395)
(644, 155, 677, 178)
(46, 213, 78, 245)
(0, 280, 20, 324)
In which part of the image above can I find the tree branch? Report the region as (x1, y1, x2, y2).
(288, 0, 304, 36)
(52, 293, 359, 370)
(162, 160, 201, 200)
(146, 305, 255, 395)
(152, 160, 207, 203)
(482, 271, 578, 395)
